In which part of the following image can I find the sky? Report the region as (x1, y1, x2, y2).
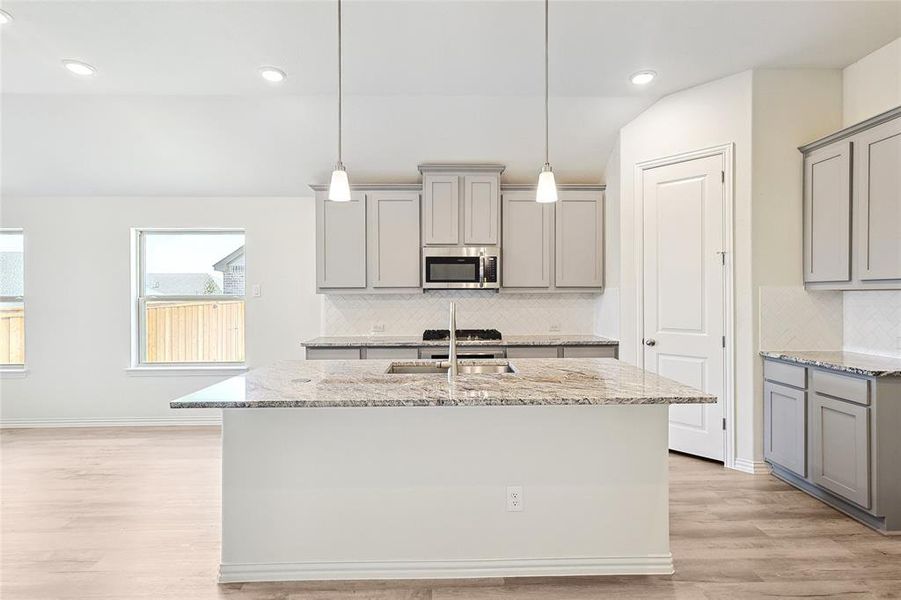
(144, 233, 243, 274)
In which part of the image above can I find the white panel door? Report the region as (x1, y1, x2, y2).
(643, 155, 725, 461)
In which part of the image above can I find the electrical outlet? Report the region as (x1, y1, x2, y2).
(506, 486, 523, 512)
(371, 323, 385, 333)
(549, 323, 560, 332)
(251, 284, 262, 298)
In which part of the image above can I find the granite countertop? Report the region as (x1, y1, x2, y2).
(171, 358, 714, 409)
(302, 334, 619, 348)
(760, 350, 901, 377)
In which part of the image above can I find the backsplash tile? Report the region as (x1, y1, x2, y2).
(759, 286, 843, 351)
(843, 291, 901, 358)
(322, 292, 601, 336)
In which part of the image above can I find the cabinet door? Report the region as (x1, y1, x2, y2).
(422, 175, 459, 245)
(763, 381, 806, 477)
(502, 191, 552, 287)
(810, 392, 870, 508)
(368, 191, 421, 288)
(555, 191, 604, 288)
(463, 175, 499, 245)
(316, 191, 366, 289)
(856, 118, 901, 281)
(803, 141, 852, 283)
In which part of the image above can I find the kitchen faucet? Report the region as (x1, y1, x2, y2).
(445, 301, 458, 381)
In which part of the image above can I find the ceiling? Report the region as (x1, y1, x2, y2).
(1, 1, 899, 196)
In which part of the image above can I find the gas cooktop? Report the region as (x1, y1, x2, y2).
(422, 329, 502, 342)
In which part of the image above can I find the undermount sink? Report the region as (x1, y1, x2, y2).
(386, 362, 515, 375)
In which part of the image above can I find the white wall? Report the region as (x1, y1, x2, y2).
(614, 68, 844, 470)
(0, 196, 319, 426)
(840, 38, 901, 359)
(842, 37, 901, 126)
(595, 137, 620, 340)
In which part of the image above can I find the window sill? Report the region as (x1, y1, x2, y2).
(0, 367, 28, 378)
(125, 365, 247, 377)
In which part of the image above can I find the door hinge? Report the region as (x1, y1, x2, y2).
(722, 417, 726, 431)
(721, 170, 725, 183)
(722, 335, 726, 348)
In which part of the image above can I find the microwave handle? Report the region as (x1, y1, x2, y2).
(479, 254, 485, 288)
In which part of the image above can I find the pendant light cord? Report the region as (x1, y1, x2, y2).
(337, 0, 343, 165)
(544, 0, 549, 166)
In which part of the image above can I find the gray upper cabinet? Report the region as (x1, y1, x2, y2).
(810, 392, 871, 509)
(463, 175, 500, 245)
(368, 191, 421, 288)
(555, 191, 604, 288)
(803, 141, 852, 284)
(856, 117, 901, 282)
(422, 174, 459, 245)
(502, 191, 552, 288)
(316, 191, 367, 290)
(763, 380, 807, 477)
(801, 107, 901, 290)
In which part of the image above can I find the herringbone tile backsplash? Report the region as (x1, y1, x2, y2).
(322, 292, 601, 336)
(758, 286, 843, 351)
(844, 291, 901, 358)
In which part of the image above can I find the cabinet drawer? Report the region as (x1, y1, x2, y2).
(305, 347, 361, 360)
(812, 369, 870, 406)
(506, 346, 560, 359)
(764, 360, 807, 389)
(364, 347, 419, 360)
(562, 345, 617, 359)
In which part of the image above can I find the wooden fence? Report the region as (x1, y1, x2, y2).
(0, 307, 25, 365)
(145, 300, 245, 363)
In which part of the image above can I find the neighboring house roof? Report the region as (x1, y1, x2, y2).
(0, 252, 24, 297)
(213, 245, 245, 272)
(145, 273, 222, 295)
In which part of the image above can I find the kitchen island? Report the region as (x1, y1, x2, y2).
(172, 358, 714, 583)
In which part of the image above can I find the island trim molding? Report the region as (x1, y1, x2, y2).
(218, 555, 675, 583)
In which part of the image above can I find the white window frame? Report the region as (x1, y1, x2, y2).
(131, 228, 246, 370)
(0, 228, 25, 371)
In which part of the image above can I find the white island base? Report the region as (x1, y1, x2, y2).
(219, 404, 672, 583)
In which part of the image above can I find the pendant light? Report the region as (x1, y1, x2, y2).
(535, 0, 558, 204)
(328, 0, 351, 202)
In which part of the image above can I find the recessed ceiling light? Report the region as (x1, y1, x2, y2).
(0, 9, 13, 24)
(259, 66, 287, 83)
(630, 71, 656, 86)
(62, 59, 97, 76)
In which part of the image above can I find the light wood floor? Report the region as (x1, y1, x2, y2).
(2, 427, 899, 599)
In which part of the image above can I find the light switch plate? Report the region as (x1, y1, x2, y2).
(252, 284, 262, 297)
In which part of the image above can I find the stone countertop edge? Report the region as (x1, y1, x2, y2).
(170, 358, 716, 409)
(760, 350, 901, 378)
(301, 334, 620, 348)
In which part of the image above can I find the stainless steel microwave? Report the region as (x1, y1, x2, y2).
(422, 247, 500, 290)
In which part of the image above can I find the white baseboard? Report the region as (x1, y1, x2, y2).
(218, 555, 675, 583)
(731, 458, 770, 475)
(0, 415, 222, 428)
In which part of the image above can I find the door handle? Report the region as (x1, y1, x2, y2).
(644, 339, 657, 347)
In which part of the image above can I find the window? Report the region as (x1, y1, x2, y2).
(135, 230, 245, 366)
(0, 230, 24, 367)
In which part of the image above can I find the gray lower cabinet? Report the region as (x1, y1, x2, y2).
(305, 347, 362, 360)
(502, 192, 552, 288)
(562, 345, 617, 359)
(763, 380, 806, 477)
(555, 191, 604, 288)
(316, 191, 367, 290)
(307, 344, 618, 361)
(368, 191, 421, 288)
(506, 346, 559, 359)
(810, 392, 871, 508)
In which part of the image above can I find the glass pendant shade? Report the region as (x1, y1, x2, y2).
(536, 164, 558, 203)
(328, 164, 351, 202)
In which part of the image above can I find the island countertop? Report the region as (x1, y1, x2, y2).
(170, 358, 715, 409)
(301, 334, 618, 348)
